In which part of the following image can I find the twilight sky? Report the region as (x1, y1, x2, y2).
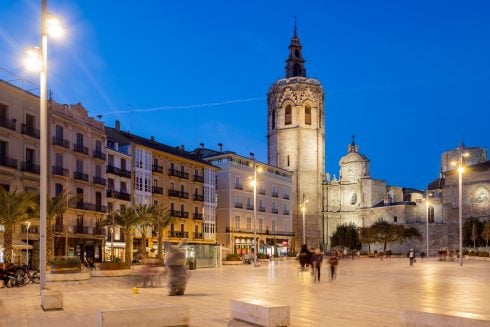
(1, 0, 489, 190)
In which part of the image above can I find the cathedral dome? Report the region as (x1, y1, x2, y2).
(338, 138, 370, 182)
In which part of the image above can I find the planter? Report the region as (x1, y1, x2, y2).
(222, 260, 243, 265)
(99, 262, 129, 271)
(50, 263, 82, 274)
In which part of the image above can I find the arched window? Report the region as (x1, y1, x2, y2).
(285, 105, 292, 125)
(428, 206, 435, 223)
(305, 105, 311, 125)
(271, 109, 276, 130)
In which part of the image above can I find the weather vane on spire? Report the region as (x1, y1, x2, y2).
(294, 15, 297, 36)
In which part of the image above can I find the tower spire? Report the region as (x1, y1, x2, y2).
(285, 17, 306, 78)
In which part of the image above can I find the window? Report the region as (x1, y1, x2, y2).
(271, 109, 276, 130)
(247, 198, 251, 206)
(0, 141, 6, 160)
(180, 185, 185, 193)
(120, 181, 127, 193)
(121, 158, 126, 170)
(55, 183, 63, 196)
(235, 176, 240, 186)
(76, 159, 83, 173)
(55, 125, 63, 139)
(95, 140, 102, 152)
(26, 114, 35, 129)
(180, 204, 185, 213)
(247, 217, 251, 230)
(26, 148, 35, 164)
(153, 179, 158, 187)
(393, 216, 398, 223)
(235, 216, 240, 229)
(272, 221, 276, 233)
(55, 153, 63, 167)
(287, 155, 290, 167)
(285, 105, 292, 125)
(170, 182, 174, 190)
(235, 195, 240, 204)
(108, 178, 114, 190)
(180, 224, 185, 233)
(305, 105, 311, 125)
(259, 219, 263, 232)
(428, 206, 435, 223)
(76, 132, 84, 146)
(153, 158, 158, 167)
(95, 165, 101, 177)
(108, 154, 114, 166)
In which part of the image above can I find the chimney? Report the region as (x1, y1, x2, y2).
(250, 152, 255, 159)
(150, 136, 155, 141)
(218, 143, 223, 153)
(115, 120, 120, 132)
(200, 143, 204, 149)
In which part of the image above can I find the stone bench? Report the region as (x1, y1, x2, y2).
(97, 304, 190, 327)
(41, 289, 63, 311)
(400, 310, 490, 327)
(230, 299, 289, 327)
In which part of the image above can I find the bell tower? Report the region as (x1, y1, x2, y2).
(267, 23, 325, 250)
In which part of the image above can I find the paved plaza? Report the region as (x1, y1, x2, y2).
(0, 258, 489, 326)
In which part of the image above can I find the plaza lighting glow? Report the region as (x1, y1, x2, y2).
(24, 48, 41, 72)
(458, 166, 464, 174)
(47, 17, 63, 38)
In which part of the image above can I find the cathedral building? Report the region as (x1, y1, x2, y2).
(267, 25, 325, 250)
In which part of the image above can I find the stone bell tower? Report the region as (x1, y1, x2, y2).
(267, 23, 325, 250)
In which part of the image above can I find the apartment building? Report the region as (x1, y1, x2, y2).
(198, 145, 294, 257)
(106, 122, 219, 267)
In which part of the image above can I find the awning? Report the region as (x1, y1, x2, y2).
(12, 240, 33, 250)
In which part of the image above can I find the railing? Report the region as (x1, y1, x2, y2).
(169, 231, 189, 238)
(52, 166, 68, 176)
(193, 232, 203, 239)
(258, 206, 266, 212)
(258, 189, 266, 195)
(93, 150, 106, 161)
(193, 213, 203, 220)
(271, 208, 279, 214)
(21, 124, 40, 139)
(168, 190, 189, 199)
(71, 202, 107, 212)
(234, 184, 243, 190)
(234, 202, 243, 208)
(72, 226, 103, 235)
(271, 192, 279, 198)
(106, 165, 131, 178)
(283, 210, 290, 215)
(120, 168, 131, 178)
(21, 162, 40, 174)
(193, 194, 204, 201)
(246, 204, 254, 210)
(152, 186, 164, 194)
(93, 176, 106, 186)
(169, 210, 189, 218)
(168, 169, 189, 179)
(52, 136, 69, 148)
(0, 118, 16, 131)
(152, 164, 163, 173)
(74, 171, 89, 181)
(73, 143, 89, 155)
(283, 194, 290, 200)
(0, 156, 18, 169)
(225, 227, 294, 236)
(107, 189, 131, 201)
(193, 175, 204, 183)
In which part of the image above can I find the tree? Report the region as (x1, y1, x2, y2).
(101, 206, 119, 261)
(463, 217, 483, 248)
(45, 192, 72, 262)
(483, 220, 490, 250)
(116, 206, 139, 264)
(135, 204, 154, 259)
(330, 223, 361, 250)
(359, 226, 376, 253)
(0, 188, 37, 263)
(150, 204, 172, 260)
(369, 221, 403, 253)
(402, 226, 423, 243)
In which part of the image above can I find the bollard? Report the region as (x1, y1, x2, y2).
(132, 287, 139, 294)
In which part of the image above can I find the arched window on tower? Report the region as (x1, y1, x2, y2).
(285, 105, 292, 125)
(293, 63, 301, 76)
(428, 206, 435, 223)
(271, 109, 276, 130)
(319, 110, 322, 128)
(305, 105, 311, 125)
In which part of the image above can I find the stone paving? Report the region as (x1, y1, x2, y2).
(0, 258, 489, 326)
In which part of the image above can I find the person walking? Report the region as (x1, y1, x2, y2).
(299, 244, 310, 270)
(408, 248, 415, 266)
(329, 252, 338, 281)
(311, 248, 323, 282)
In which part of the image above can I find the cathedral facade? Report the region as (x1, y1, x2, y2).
(267, 26, 325, 250)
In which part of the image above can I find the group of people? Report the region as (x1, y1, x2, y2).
(298, 245, 339, 282)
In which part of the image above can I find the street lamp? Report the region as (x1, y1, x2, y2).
(250, 159, 262, 267)
(24, 222, 31, 266)
(451, 142, 469, 267)
(24, 0, 64, 291)
(424, 192, 432, 259)
(300, 194, 308, 246)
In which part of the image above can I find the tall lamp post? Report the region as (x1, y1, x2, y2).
(251, 159, 262, 267)
(24, 222, 31, 266)
(301, 194, 308, 246)
(425, 192, 432, 259)
(24, 0, 63, 291)
(452, 142, 469, 267)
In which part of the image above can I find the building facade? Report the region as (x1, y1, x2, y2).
(199, 146, 294, 257)
(267, 27, 325, 250)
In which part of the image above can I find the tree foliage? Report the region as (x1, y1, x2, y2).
(359, 221, 422, 252)
(463, 217, 484, 248)
(330, 223, 361, 250)
(483, 220, 490, 249)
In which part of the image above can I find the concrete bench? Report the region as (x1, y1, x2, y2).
(400, 310, 490, 327)
(97, 304, 190, 327)
(230, 299, 290, 327)
(41, 289, 63, 311)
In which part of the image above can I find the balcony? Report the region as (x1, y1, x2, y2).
(74, 171, 89, 182)
(234, 184, 243, 190)
(120, 168, 131, 178)
(169, 210, 189, 218)
(246, 204, 254, 210)
(193, 213, 203, 220)
(106, 165, 131, 178)
(271, 208, 279, 214)
(73, 143, 89, 155)
(193, 175, 204, 183)
(168, 169, 189, 179)
(271, 192, 279, 198)
(0, 156, 18, 169)
(52, 137, 69, 148)
(225, 227, 295, 236)
(193, 232, 203, 239)
(283, 210, 290, 215)
(21, 162, 40, 174)
(71, 226, 104, 235)
(258, 189, 266, 195)
(169, 231, 189, 238)
(234, 202, 243, 209)
(0, 117, 16, 131)
(168, 190, 189, 199)
(283, 194, 290, 200)
(258, 206, 266, 212)
(93, 176, 106, 186)
(193, 194, 204, 201)
(21, 124, 40, 139)
(152, 164, 163, 174)
(52, 166, 68, 176)
(107, 189, 130, 201)
(93, 150, 106, 161)
(72, 202, 107, 212)
(152, 186, 164, 195)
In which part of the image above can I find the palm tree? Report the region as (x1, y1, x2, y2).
(117, 206, 139, 264)
(101, 207, 119, 261)
(0, 188, 37, 263)
(135, 204, 154, 259)
(151, 204, 172, 260)
(46, 192, 71, 262)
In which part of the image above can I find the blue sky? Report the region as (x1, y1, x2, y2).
(1, 0, 489, 189)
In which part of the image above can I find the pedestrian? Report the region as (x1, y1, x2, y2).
(299, 244, 310, 269)
(408, 248, 415, 266)
(311, 248, 323, 282)
(329, 252, 338, 281)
